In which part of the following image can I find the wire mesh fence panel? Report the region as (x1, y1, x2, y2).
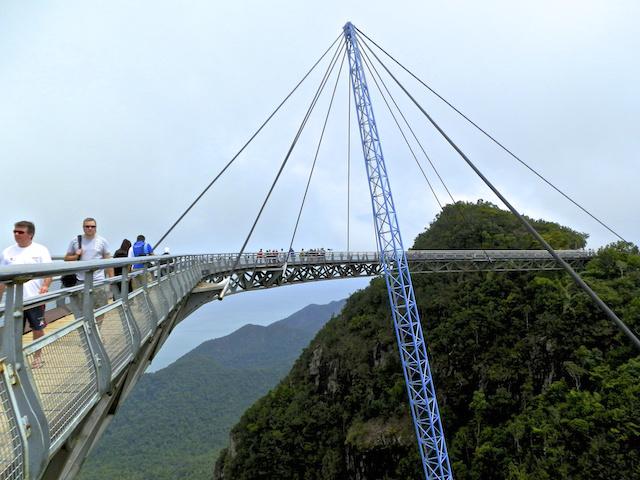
(161, 280, 175, 314)
(25, 326, 98, 447)
(159, 279, 176, 306)
(173, 271, 187, 298)
(96, 305, 134, 379)
(147, 286, 166, 324)
(129, 293, 154, 342)
(0, 367, 23, 480)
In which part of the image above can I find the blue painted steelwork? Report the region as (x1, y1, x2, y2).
(343, 22, 453, 480)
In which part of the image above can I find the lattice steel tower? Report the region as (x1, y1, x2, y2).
(343, 22, 453, 480)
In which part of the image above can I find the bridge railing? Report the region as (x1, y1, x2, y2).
(194, 251, 380, 270)
(0, 254, 213, 479)
(195, 249, 592, 274)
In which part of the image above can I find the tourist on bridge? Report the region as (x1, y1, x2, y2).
(113, 239, 132, 296)
(0, 221, 52, 367)
(64, 217, 113, 308)
(128, 234, 153, 267)
(160, 247, 172, 275)
(128, 234, 153, 289)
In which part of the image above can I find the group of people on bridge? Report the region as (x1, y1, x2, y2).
(255, 247, 328, 264)
(0, 218, 161, 364)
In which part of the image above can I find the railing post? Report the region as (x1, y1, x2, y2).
(182, 257, 192, 289)
(174, 257, 188, 298)
(188, 257, 199, 287)
(121, 267, 130, 301)
(1, 282, 50, 479)
(120, 268, 141, 349)
(141, 263, 149, 292)
(184, 258, 194, 290)
(141, 263, 160, 329)
(164, 260, 178, 306)
(82, 274, 112, 394)
(2, 284, 19, 365)
(168, 258, 183, 301)
(155, 273, 171, 319)
(187, 257, 196, 289)
(183, 257, 193, 293)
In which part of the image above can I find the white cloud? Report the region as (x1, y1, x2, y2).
(1, 0, 638, 362)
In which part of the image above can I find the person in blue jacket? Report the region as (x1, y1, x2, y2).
(128, 234, 153, 289)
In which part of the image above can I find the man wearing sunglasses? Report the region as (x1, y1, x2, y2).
(0, 221, 52, 351)
(64, 218, 113, 308)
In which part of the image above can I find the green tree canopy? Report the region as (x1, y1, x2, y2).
(215, 201, 639, 480)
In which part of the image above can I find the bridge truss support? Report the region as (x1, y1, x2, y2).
(194, 250, 591, 297)
(344, 22, 453, 479)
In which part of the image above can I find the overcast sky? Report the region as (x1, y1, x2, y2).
(2, 1, 638, 368)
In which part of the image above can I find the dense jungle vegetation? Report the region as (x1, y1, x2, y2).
(214, 200, 640, 479)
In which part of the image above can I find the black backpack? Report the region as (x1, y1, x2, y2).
(61, 235, 82, 288)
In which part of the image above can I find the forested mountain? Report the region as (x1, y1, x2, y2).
(78, 300, 346, 480)
(214, 200, 640, 480)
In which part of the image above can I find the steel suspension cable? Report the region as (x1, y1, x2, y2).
(358, 38, 456, 208)
(226, 41, 347, 279)
(151, 34, 343, 251)
(369, 46, 640, 351)
(358, 36, 493, 261)
(355, 27, 628, 244)
(357, 39, 444, 210)
(285, 50, 347, 260)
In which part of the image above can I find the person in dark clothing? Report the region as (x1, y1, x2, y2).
(113, 239, 131, 295)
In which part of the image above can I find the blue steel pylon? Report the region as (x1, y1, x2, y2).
(343, 22, 453, 480)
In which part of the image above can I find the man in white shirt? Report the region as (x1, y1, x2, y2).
(0, 221, 52, 352)
(64, 217, 113, 308)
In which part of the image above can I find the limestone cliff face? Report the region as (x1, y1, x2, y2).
(309, 346, 340, 395)
(344, 416, 416, 480)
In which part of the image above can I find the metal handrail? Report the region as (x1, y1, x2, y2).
(0, 250, 593, 284)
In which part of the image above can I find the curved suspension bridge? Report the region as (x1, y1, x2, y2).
(0, 21, 636, 480)
(0, 249, 591, 479)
